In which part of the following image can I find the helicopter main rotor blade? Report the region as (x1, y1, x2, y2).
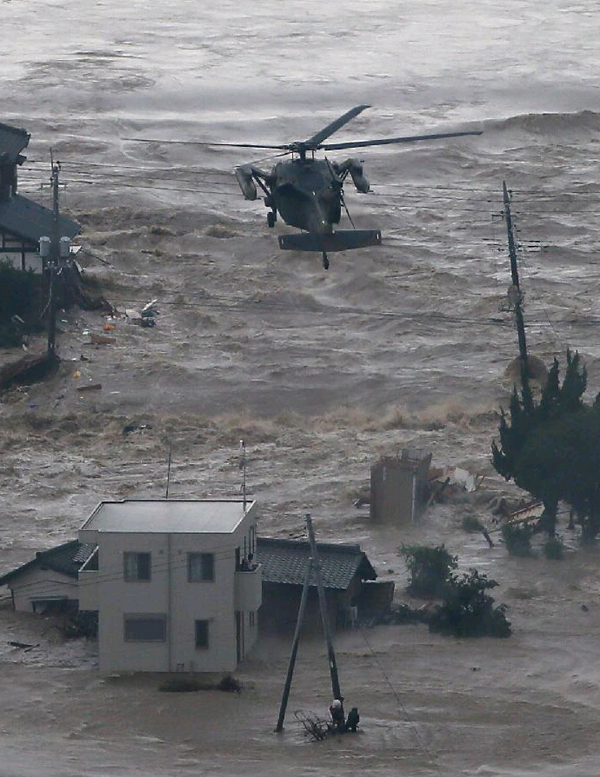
(123, 138, 290, 150)
(305, 104, 371, 147)
(320, 129, 482, 151)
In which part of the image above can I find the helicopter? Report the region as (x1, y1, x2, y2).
(227, 105, 482, 269)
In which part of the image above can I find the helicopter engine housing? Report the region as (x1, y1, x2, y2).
(235, 165, 258, 201)
(347, 159, 370, 193)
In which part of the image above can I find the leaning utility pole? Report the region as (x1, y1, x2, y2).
(502, 181, 529, 391)
(275, 558, 312, 732)
(306, 513, 343, 705)
(274, 514, 344, 732)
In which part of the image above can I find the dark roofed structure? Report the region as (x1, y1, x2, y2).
(0, 120, 80, 270)
(0, 193, 80, 245)
(0, 540, 96, 613)
(0, 122, 30, 165)
(256, 537, 386, 633)
(256, 537, 376, 589)
(0, 536, 391, 632)
(0, 540, 97, 585)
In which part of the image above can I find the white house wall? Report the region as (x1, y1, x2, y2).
(86, 505, 260, 674)
(9, 567, 78, 612)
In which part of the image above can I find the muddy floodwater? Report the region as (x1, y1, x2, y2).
(2, 0, 600, 774)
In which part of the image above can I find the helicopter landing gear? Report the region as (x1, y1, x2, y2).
(322, 251, 329, 270)
(267, 210, 276, 228)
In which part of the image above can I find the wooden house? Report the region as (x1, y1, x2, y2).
(0, 121, 80, 271)
(255, 537, 382, 633)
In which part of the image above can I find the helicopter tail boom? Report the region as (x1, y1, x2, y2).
(278, 229, 382, 253)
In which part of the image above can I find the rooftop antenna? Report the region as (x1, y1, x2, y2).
(165, 442, 172, 499)
(240, 439, 247, 509)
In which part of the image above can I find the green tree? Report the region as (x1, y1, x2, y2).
(518, 406, 600, 542)
(492, 350, 588, 535)
(400, 544, 457, 598)
(429, 569, 511, 638)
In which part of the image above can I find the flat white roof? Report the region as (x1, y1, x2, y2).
(81, 499, 254, 534)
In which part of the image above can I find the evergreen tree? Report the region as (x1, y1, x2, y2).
(491, 350, 588, 535)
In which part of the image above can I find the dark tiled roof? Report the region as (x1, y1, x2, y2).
(0, 193, 80, 245)
(256, 537, 377, 590)
(0, 540, 96, 585)
(0, 122, 30, 162)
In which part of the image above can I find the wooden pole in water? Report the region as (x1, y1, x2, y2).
(275, 557, 312, 732)
(502, 181, 529, 390)
(306, 513, 343, 707)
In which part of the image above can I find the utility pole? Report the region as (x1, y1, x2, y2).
(274, 514, 344, 732)
(45, 159, 61, 359)
(240, 439, 247, 510)
(502, 181, 529, 391)
(306, 513, 343, 705)
(42, 156, 65, 362)
(165, 442, 173, 499)
(275, 558, 312, 732)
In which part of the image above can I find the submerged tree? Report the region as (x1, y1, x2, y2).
(492, 350, 589, 535)
(429, 569, 511, 638)
(517, 405, 600, 542)
(400, 544, 457, 598)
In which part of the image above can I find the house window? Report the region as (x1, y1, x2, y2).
(124, 552, 151, 581)
(124, 615, 166, 642)
(195, 619, 209, 649)
(188, 553, 214, 582)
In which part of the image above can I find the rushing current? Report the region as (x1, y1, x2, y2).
(1, 1, 600, 776)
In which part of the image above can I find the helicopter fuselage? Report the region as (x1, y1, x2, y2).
(267, 158, 342, 234)
(231, 104, 481, 267)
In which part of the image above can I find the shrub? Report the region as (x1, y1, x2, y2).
(217, 673, 242, 693)
(543, 535, 565, 560)
(501, 522, 534, 557)
(0, 261, 42, 346)
(159, 674, 242, 693)
(462, 515, 485, 533)
(429, 569, 511, 638)
(400, 544, 457, 598)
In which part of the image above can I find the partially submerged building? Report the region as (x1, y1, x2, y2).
(256, 537, 383, 633)
(0, 121, 80, 271)
(0, 539, 94, 614)
(0, 507, 387, 668)
(76, 499, 261, 674)
(370, 449, 432, 524)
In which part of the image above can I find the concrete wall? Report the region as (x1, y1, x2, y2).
(83, 506, 260, 673)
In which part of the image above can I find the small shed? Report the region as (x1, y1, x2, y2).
(370, 449, 432, 524)
(256, 537, 379, 633)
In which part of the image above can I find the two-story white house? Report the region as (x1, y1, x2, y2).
(77, 498, 261, 674)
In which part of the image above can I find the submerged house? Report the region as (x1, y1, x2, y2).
(0, 505, 387, 669)
(0, 539, 95, 614)
(0, 499, 261, 674)
(0, 121, 80, 271)
(255, 537, 384, 633)
(76, 499, 262, 674)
